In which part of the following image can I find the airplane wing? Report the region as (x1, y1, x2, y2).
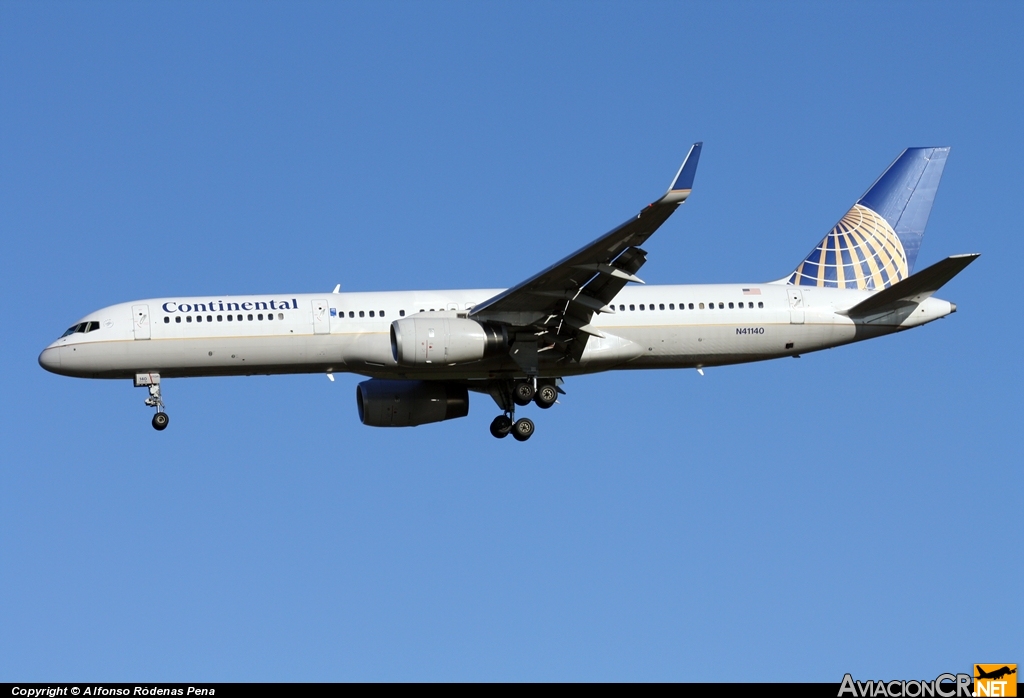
(469, 143, 702, 363)
(843, 253, 980, 316)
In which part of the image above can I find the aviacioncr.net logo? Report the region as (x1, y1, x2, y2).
(838, 673, 972, 698)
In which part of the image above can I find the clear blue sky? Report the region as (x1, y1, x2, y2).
(1, 0, 1020, 682)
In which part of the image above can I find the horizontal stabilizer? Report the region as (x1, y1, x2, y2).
(843, 253, 979, 316)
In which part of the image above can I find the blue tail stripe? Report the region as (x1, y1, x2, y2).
(858, 147, 950, 272)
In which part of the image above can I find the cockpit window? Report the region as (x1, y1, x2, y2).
(61, 322, 99, 337)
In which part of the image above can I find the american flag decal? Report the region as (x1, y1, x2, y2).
(742, 288, 761, 295)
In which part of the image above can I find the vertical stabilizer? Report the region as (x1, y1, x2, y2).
(787, 147, 950, 290)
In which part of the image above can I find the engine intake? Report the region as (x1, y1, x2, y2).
(356, 379, 469, 427)
(390, 317, 508, 366)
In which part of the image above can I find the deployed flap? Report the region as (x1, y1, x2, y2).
(844, 253, 979, 316)
(470, 143, 702, 360)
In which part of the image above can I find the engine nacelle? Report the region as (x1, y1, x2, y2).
(356, 379, 469, 427)
(390, 316, 508, 366)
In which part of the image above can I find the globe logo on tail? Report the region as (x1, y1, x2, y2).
(789, 203, 909, 290)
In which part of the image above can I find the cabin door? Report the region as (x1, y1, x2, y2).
(132, 304, 151, 340)
(312, 299, 331, 334)
(788, 288, 805, 324)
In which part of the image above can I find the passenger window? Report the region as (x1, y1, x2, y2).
(196, 315, 202, 322)
(227, 315, 233, 322)
(688, 303, 694, 309)
(359, 311, 365, 318)
(207, 315, 212, 322)
(369, 311, 375, 318)
(619, 304, 625, 311)
(217, 315, 223, 321)
(699, 303, 704, 309)
(349, 311, 354, 318)
(267, 313, 273, 321)
(738, 302, 743, 308)
(669, 304, 674, 310)
(717, 302, 723, 309)
(186, 316, 192, 323)
(639, 304, 645, 311)
(237, 314, 243, 321)
(164, 317, 170, 324)
(758, 302, 764, 308)
(258, 314, 263, 320)
(277, 313, 284, 320)
(728, 302, 734, 309)
(176, 317, 182, 323)
(400, 310, 406, 317)
(247, 314, 253, 321)
(629, 304, 635, 311)
(380, 310, 385, 317)
(660, 304, 665, 310)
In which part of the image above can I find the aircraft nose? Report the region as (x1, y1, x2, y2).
(38, 346, 61, 373)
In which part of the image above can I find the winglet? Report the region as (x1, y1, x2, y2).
(659, 142, 703, 204)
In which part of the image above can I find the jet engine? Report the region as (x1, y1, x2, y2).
(390, 317, 508, 366)
(356, 379, 469, 427)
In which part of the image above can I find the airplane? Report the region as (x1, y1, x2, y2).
(976, 666, 1016, 681)
(38, 143, 978, 441)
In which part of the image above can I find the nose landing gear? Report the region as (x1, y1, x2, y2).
(136, 373, 169, 431)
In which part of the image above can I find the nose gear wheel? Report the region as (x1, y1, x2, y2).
(137, 374, 170, 431)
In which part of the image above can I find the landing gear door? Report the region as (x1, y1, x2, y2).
(788, 288, 805, 325)
(132, 304, 151, 340)
(312, 299, 330, 335)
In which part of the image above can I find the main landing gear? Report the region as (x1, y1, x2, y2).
(135, 373, 169, 431)
(488, 379, 559, 442)
(489, 414, 534, 442)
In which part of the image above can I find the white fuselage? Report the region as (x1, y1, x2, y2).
(38, 283, 955, 382)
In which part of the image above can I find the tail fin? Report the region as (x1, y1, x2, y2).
(787, 147, 950, 290)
